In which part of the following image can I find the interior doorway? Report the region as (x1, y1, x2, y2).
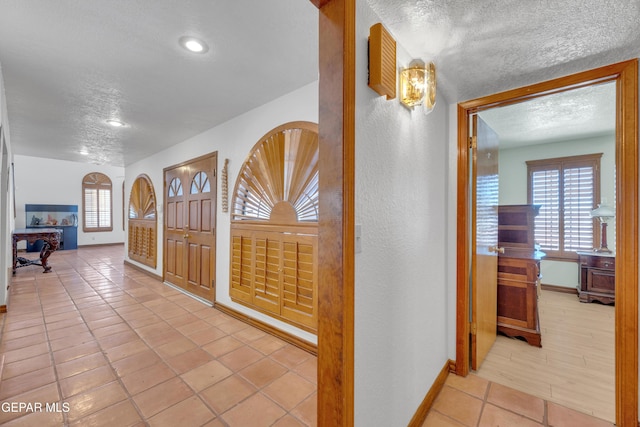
(163, 152, 218, 304)
(472, 81, 617, 420)
(455, 60, 638, 426)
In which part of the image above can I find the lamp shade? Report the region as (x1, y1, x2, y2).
(591, 202, 615, 219)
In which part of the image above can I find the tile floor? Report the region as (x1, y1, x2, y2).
(424, 373, 615, 427)
(0, 245, 620, 427)
(0, 245, 316, 426)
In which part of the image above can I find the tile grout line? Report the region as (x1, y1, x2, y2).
(34, 274, 71, 427)
(6, 249, 318, 426)
(52, 262, 150, 425)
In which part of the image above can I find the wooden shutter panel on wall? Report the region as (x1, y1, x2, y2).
(128, 174, 157, 268)
(252, 233, 281, 314)
(281, 236, 317, 328)
(230, 233, 253, 303)
(229, 121, 319, 333)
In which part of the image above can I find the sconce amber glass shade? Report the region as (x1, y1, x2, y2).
(400, 64, 426, 108)
(400, 61, 436, 113)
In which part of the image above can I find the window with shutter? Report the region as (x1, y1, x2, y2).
(128, 174, 157, 268)
(527, 153, 602, 260)
(230, 121, 319, 332)
(82, 172, 113, 232)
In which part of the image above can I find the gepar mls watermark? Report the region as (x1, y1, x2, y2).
(1, 401, 70, 413)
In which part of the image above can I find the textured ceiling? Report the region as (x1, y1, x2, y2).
(479, 81, 616, 149)
(1, 1, 639, 167)
(367, 0, 640, 102)
(0, 0, 318, 166)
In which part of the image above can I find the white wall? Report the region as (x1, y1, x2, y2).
(0, 62, 15, 306)
(498, 134, 616, 288)
(125, 81, 318, 345)
(13, 155, 125, 246)
(354, 2, 450, 425)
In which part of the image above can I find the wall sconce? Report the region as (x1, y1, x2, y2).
(591, 201, 615, 253)
(400, 60, 436, 114)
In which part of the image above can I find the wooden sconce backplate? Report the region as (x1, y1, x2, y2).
(368, 23, 396, 100)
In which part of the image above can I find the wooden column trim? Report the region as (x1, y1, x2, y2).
(614, 58, 638, 427)
(313, 0, 356, 425)
(455, 104, 470, 377)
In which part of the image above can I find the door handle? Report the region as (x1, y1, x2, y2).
(183, 233, 190, 239)
(489, 246, 505, 254)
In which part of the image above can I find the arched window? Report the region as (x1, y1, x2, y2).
(230, 121, 319, 332)
(128, 174, 157, 268)
(232, 123, 319, 223)
(82, 172, 112, 232)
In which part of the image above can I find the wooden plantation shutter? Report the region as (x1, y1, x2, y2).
(128, 174, 157, 268)
(527, 153, 601, 259)
(230, 121, 319, 332)
(530, 169, 560, 250)
(563, 165, 595, 251)
(83, 172, 113, 232)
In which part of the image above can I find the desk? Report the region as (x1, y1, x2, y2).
(12, 228, 61, 274)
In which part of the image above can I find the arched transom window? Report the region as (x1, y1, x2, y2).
(232, 122, 319, 224)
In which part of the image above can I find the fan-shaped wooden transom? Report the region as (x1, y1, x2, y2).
(129, 174, 156, 219)
(232, 121, 319, 224)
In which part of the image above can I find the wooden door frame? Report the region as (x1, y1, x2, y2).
(455, 60, 638, 426)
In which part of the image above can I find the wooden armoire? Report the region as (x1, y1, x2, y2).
(496, 204, 545, 347)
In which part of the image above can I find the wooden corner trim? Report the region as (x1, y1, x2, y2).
(214, 302, 317, 355)
(0, 305, 6, 314)
(407, 359, 452, 427)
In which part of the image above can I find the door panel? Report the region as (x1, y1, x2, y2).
(471, 115, 500, 370)
(164, 153, 217, 302)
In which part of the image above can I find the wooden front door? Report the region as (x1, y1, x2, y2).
(470, 115, 500, 370)
(164, 153, 217, 302)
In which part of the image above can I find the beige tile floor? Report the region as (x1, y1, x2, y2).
(0, 245, 316, 426)
(424, 373, 615, 427)
(1, 245, 617, 426)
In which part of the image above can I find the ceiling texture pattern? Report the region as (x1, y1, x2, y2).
(1, 1, 639, 166)
(0, 0, 318, 166)
(368, 0, 640, 101)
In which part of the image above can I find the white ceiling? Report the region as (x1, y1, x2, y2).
(479, 81, 616, 149)
(0, 1, 319, 167)
(1, 1, 639, 166)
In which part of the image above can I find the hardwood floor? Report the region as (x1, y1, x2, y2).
(475, 289, 615, 423)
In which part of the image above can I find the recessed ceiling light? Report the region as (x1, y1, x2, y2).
(179, 36, 209, 54)
(106, 119, 125, 127)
